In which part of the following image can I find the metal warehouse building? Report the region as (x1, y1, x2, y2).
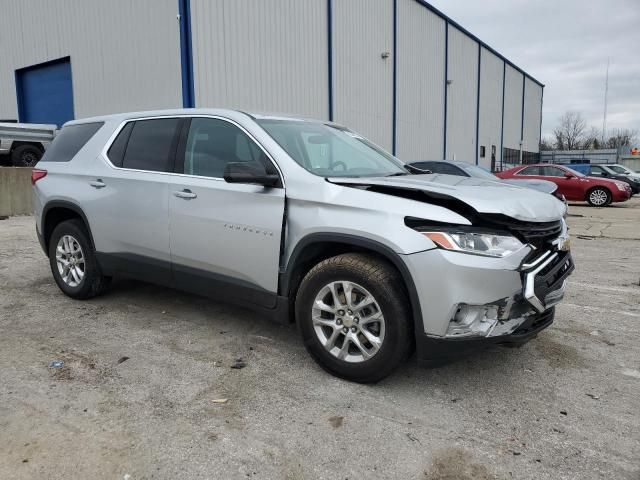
(0, 0, 543, 169)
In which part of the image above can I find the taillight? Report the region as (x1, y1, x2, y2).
(31, 169, 47, 185)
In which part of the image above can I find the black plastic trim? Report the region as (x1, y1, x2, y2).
(279, 233, 425, 354)
(41, 200, 95, 255)
(96, 252, 288, 322)
(416, 308, 555, 366)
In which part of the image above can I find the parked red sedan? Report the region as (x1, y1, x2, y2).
(496, 164, 632, 207)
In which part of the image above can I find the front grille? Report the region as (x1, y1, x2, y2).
(477, 215, 563, 251)
(508, 221, 563, 250)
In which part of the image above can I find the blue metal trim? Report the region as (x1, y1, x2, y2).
(14, 70, 25, 123)
(538, 86, 544, 151)
(475, 46, 481, 165)
(327, 0, 334, 121)
(178, 0, 195, 108)
(499, 62, 506, 170)
(521, 75, 525, 144)
(410, 0, 544, 88)
(392, 0, 398, 155)
(443, 22, 449, 160)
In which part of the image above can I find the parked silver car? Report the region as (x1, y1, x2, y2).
(32, 109, 574, 382)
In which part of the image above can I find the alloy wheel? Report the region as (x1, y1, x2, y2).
(55, 235, 85, 287)
(589, 189, 608, 206)
(311, 281, 385, 363)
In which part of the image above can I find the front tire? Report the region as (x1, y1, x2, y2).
(295, 253, 413, 383)
(48, 219, 110, 299)
(586, 187, 611, 207)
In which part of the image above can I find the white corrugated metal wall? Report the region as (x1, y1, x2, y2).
(0, 0, 544, 165)
(0, 0, 182, 120)
(332, 0, 394, 151)
(333, 0, 393, 151)
(502, 64, 525, 152)
(190, 0, 329, 119)
(445, 26, 479, 162)
(477, 48, 504, 169)
(522, 77, 543, 153)
(396, 0, 445, 160)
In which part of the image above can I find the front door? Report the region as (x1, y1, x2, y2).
(168, 117, 285, 308)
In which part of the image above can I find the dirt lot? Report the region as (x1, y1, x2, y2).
(1, 198, 639, 480)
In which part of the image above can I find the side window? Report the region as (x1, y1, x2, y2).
(480, 146, 486, 158)
(42, 122, 104, 163)
(517, 166, 540, 176)
(121, 118, 181, 172)
(540, 166, 566, 177)
(107, 122, 134, 168)
(589, 166, 604, 176)
(183, 118, 273, 178)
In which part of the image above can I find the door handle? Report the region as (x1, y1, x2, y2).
(90, 179, 106, 188)
(173, 189, 197, 199)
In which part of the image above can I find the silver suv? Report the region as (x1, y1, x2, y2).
(33, 109, 574, 382)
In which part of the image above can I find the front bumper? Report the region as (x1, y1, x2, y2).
(403, 243, 574, 365)
(415, 307, 556, 366)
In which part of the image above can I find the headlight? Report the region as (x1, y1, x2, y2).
(421, 231, 524, 258)
(614, 181, 628, 191)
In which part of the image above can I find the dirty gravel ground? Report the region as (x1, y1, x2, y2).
(1, 199, 639, 480)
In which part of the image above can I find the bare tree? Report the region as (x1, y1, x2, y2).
(605, 128, 638, 149)
(553, 111, 587, 150)
(582, 127, 602, 150)
(539, 136, 555, 151)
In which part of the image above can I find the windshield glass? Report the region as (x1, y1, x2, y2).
(458, 164, 498, 180)
(256, 119, 407, 177)
(565, 166, 586, 177)
(609, 165, 631, 174)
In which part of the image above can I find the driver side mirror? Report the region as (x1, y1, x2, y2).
(223, 162, 280, 187)
(564, 172, 575, 179)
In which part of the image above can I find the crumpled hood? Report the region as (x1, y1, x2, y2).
(499, 178, 558, 194)
(328, 173, 566, 223)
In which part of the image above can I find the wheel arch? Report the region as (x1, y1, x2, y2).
(280, 233, 423, 335)
(42, 201, 95, 256)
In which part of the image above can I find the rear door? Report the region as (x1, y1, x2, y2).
(168, 116, 285, 308)
(87, 117, 182, 282)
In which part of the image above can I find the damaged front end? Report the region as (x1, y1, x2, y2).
(326, 175, 574, 364)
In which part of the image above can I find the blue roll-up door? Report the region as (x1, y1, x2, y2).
(16, 57, 75, 127)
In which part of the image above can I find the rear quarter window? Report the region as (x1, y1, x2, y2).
(41, 122, 104, 162)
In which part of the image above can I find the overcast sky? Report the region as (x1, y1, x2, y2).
(428, 0, 640, 139)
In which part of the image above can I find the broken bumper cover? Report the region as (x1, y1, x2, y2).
(402, 246, 574, 365)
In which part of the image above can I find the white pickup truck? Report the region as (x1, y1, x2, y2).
(0, 122, 57, 167)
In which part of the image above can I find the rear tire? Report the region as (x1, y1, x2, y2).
(48, 219, 110, 299)
(295, 253, 413, 383)
(586, 187, 611, 207)
(11, 144, 42, 167)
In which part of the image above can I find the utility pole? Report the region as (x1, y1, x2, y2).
(602, 58, 609, 144)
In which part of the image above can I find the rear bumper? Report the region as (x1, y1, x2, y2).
(415, 308, 555, 366)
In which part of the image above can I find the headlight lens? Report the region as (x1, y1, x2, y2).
(614, 181, 628, 191)
(422, 231, 524, 258)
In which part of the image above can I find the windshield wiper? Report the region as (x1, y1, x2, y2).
(385, 172, 411, 177)
(404, 163, 432, 174)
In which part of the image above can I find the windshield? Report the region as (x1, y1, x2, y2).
(565, 166, 586, 177)
(256, 119, 407, 177)
(609, 165, 631, 174)
(458, 164, 498, 180)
